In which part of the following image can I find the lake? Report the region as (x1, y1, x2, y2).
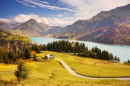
(30, 37, 130, 63)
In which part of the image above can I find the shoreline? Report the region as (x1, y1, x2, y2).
(29, 37, 130, 47)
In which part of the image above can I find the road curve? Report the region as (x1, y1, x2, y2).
(56, 58, 130, 80)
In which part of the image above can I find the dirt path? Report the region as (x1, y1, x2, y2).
(56, 58, 130, 80)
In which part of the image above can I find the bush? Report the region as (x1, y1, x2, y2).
(14, 61, 29, 81)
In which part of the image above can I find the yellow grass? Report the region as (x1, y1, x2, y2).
(0, 51, 130, 86)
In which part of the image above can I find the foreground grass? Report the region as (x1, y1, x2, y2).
(0, 51, 130, 86)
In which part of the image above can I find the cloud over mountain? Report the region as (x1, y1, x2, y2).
(0, 14, 74, 26)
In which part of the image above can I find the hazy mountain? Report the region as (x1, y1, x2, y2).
(46, 26, 63, 34)
(78, 24, 130, 45)
(0, 21, 14, 30)
(12, 19, 51, 37)
(10, 23, 22, 28)
(92, 4, 130, 20)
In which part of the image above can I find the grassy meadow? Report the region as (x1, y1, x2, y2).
(0, 51, 130, 86)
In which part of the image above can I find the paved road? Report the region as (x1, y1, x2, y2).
(56, 58, 130, 80)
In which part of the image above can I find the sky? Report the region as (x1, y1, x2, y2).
(0, 0, 130, 26)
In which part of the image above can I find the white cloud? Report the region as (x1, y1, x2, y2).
(57, 14, 62, 17)
(0, 14, 75, 26)
(16, 0, 73, 11)
(59, 0, 130, 19)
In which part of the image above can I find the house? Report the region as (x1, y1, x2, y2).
(45, 55, 55, 59)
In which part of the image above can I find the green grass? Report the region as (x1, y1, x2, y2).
(44, 51, 130, 78)
(0, 51, 130, 86)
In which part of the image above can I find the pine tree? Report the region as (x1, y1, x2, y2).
(0, 48, 3, 63)
(117, 57, 120, 62)
(128, 59, 130, 63)
(33, 54, 36, 61)
(114, 56, 117, 62)
(74, 51, 76, 55)
(78, 52, 80, 56)
(8, 52, 16, 63)
(25, 48, 31, 59)
(3, 51, 9, 64)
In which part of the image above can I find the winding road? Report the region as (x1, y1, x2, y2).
(56, 58, 130, 80)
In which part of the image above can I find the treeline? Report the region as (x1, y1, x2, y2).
(0, 44, 41, 64)
(39, 40, 120, 62)
(0, 40, 120, 64)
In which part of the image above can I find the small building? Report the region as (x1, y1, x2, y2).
(45, 55, 55, 59)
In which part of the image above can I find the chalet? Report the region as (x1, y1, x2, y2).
(45, 55, 55, 59)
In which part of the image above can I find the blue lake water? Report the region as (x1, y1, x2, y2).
(30, 37, 130, 63)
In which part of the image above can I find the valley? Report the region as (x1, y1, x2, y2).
(0, 1, 130, 86)
(0, 51, 130, 86)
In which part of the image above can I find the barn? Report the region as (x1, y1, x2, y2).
(44, 55, 55, 59)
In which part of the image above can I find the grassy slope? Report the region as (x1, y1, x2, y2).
(0, 51, 130, 86)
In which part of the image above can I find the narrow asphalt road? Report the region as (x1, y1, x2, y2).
(56, 58, 130, 80)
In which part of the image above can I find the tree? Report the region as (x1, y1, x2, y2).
(114, 56, 117, 62)
(0, 48, 4, 63)
(3, 51, 9, 64)
(109, 53, 114, 60)
(25, 48, 31, 59)
(33, 54, 36, 61)
(8, 52, 16, 63)
(78, 52, 80, 56)
(35, 46, 41, 53)
(74, 51, 76, 55)
(128, 59, 130, 63)
(117, 57, 120, 62)
(14, 61, 29, 81)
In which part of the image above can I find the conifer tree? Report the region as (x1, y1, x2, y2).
(128, 59, 130, 63)
(25, 48, 31, 59)
(33, 54, 36, 61)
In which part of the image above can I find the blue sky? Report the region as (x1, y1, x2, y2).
(0, 0, 129, 26)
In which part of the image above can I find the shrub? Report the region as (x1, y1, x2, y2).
(14, 61, 29, 81)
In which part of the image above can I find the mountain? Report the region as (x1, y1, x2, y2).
(92, 4, 130, 20)
(46, 26, 63, 34)
(12, 19, 50, 37)
(54, 4, 130, 45)
(0, 21, 14, 30)
(78, 24, 130, 45)
(58, 4, 130, 36)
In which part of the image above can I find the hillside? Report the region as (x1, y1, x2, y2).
(57, 4, 130, 36)
(78, 24, 130, 45)
(0, 29, 34, 53)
